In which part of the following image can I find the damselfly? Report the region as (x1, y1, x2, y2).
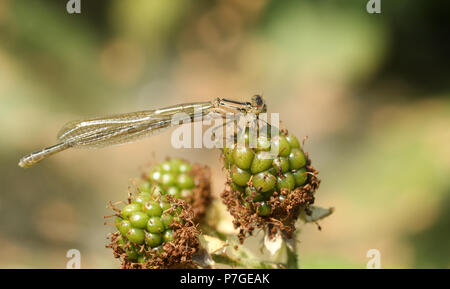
(18, 95, 267, 168)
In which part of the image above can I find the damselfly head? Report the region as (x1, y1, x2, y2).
(250, 94, 266, 114)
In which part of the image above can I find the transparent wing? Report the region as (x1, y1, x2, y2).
(18, 101, 216, 168)
(57, 111, 175, 149)
(56, 102, 214, 148)
(57, 110, 152, 140)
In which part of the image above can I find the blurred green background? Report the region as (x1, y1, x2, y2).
(0, 0, 449, 268)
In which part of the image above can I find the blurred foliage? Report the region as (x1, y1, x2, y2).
(408, 192, 450, 268)
(0, 0, 448, 268)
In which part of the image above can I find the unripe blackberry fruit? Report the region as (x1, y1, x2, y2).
(139, 159, 211, 223)
(224, 130, 309, 213)
(221, 128, 320, 242)
(107, 191, 199, 269)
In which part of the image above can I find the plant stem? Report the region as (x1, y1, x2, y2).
(285, 233, 298, 269)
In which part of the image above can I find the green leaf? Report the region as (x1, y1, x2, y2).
(299, 206, 334, 223)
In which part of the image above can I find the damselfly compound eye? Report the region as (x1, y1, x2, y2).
(252, 95, 263, 106)
(251, 95, 266, 114)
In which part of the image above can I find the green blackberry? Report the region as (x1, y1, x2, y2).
(107, 191, 199, 269)
(221, 128, 320, 241)
(139, 159, 211, 223)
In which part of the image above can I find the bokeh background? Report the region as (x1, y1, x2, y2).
(0, 0, 449, 268)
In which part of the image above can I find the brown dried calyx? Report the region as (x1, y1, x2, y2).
(221, 154, 320, 243)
